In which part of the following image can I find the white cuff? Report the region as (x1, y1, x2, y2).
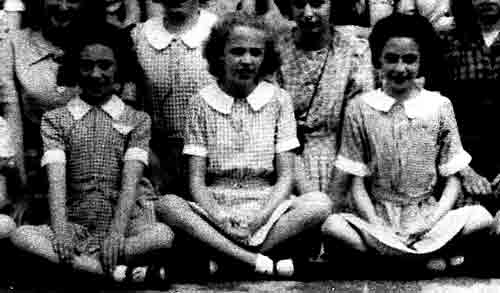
(183, 144, 207, 157)
(439, 150, 472, 177)
(4, 0, 25, 11)
(41, 149, 66, 166)
(335, 155, 370, 177)
(124, 147, 149, 165)
(276, 138, 300, 153)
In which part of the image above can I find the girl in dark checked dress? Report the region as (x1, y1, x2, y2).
(10, 24, 173, 283)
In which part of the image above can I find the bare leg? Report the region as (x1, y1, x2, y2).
(123, 222, 174, 265)
(463, 205, 493, 235)
(155, 194, 259, 267)
(259, 191, 332, 253)
(321, 214, 368, 252)
(11, 225, 104, 275)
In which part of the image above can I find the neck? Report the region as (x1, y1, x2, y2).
(80, 93, 113, 107)
(163, 9, 200, 34)
(295, 27, 333, 51)
(384, 85, 418, 102)
(220, 80, 256, 100)
(479, 17, 500, 33)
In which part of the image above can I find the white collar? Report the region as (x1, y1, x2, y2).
(362, 89, 444, 119)
(143, 10, 217, 50)
(200, 81, 276, 114)
(67, 95, 125, 120)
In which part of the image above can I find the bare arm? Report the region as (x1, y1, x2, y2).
(428, 175, 461, 226)
(111, 160, 144, 235)
(351, 176, 380, 225)
(47, 162, 67, 233)
(259, 151, 294, 221)
(189, 155, 221, 215)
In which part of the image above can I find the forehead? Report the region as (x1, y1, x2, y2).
(382, 37, 420, 53)
(226, 25, 267, 47)
(80, 44, 116, 59)
(46, 0, 84, 5)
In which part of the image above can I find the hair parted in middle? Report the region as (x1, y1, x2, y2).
(203, 11, 281, 82)
(369, 12, 446, 90)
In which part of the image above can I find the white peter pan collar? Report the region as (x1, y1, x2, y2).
(363, 88, 445, 119)
(143, 10, 217, 50)
(67, 95, 125, 120)
(200, 81, 276, 114)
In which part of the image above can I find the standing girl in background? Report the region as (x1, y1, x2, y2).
(10, 24, 173, 282)
(156, 12, 332, 277)
(276, 0, 374, 194)
(322, 13, 493, 272)
(131, 0, 217, 197)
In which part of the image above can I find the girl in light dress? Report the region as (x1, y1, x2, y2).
(322, 13, 493, 272)
(155, 12, 332, 277)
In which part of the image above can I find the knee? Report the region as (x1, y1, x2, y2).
(298, 191, 334, 220)
(321, 214, 345, 236)
(10, 225, 37, 248)
(0, 215, 15, 239)
(155, 194, 186, 216)
(150, 223, 175, 248)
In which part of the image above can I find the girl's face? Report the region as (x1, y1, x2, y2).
(291, 0, 331, 34)
(79, 43, 117, 104)
(45, 0, 84, 30)
(379, 37, 421, 93)
(472, 0, 500, 23)
(222, 26, 266, 91)
(159, 0, 199, 23)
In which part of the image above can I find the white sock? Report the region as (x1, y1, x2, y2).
(276, 259, 294, 277)
(209, 260, 219, 275)
(131, 266, 148, 283)
(254, 254, 273, 275)
(112, 265, 128, 282)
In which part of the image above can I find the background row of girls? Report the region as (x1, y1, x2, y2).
(0, 0, 498, 282)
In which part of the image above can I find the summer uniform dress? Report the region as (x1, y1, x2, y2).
(183, 81, 300, 247)
(131, 10, 217, 196)
(335, 89, 486, 255)
(279, 29, 374, 192)
(37, 96, 155, 255)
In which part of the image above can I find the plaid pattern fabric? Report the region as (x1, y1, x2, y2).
(336, 89, 469, 201)
(184, 82, 299, 178)
(441, 31, 500, 81)
(131, 12, 215, 141)
(0, 29, 78, 148)
(336, 89, 470, 235)
(183, 82, 299, 243)
(41, 102, 151, 248)
(278, 29, 374, 191)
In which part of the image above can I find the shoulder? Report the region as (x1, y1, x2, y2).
(41, 105, 72, 126)
(273, 85, 293, 107)
(121, 104, 151, 126)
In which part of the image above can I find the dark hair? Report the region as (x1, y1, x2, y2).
(275, 0, 353, 26)
(22, 0, 106, 30)
(57, 22, 140, 87)
(203, 12, 281, 81)
(369, 13, 445, 89)
(450, 0, 482, 43)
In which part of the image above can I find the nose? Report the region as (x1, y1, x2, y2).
(304, 3, 314, 18)
(58, 0, 69, 10)
(90, 65, 103, 78)
(394, 60, 406, 72)
(240, 52, 253, 65)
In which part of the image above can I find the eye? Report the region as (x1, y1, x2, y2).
(401, 54, 419, 65)
(79, 60, 94, 72)
(229, 47, 246, 56)
(383, 53, 400, 64)
(97, 60, 114, 71)
(249, 48, 263, 57)
(292, 0, 307, 8)
(309, 0, 325, 8)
